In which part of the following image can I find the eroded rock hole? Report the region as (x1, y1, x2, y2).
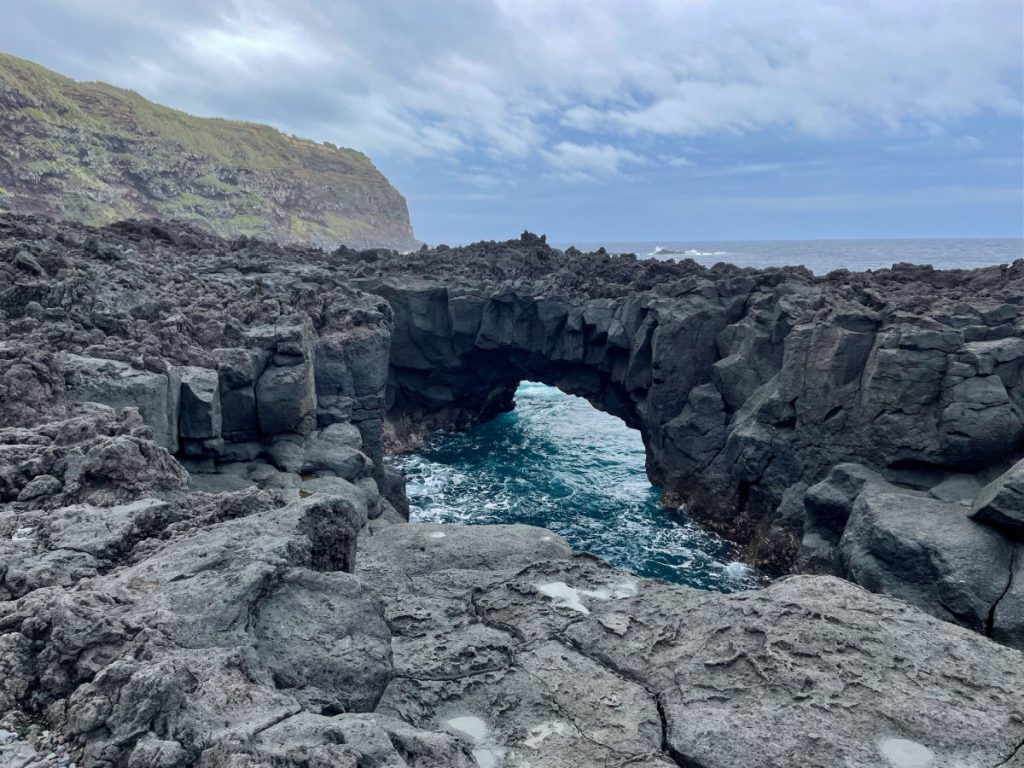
(392, 381, 759, 591)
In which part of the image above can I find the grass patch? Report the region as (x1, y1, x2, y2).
(0, 51, 411, 247)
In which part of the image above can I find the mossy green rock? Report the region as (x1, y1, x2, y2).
(0, 53, 418, 250)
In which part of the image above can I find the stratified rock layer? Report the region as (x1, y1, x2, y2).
(1, 213, 1023, 766)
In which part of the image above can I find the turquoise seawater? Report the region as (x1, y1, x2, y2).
(392, 381, 761, 592)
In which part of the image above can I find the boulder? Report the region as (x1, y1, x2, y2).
(176, 366, 221, 440)
(970, 457, 1024, 537)
(64, 355, 180, 451)
(15, 473, 60, 501)
(837, 481, 1015, 635)
(300, 423, 372, 481)
(266, 426, 372, 482)
(265, 434, 306, 473)
(256, 361, 317, 435)
(12, 250, 44, 276)
(796, 463, 882, 572)
(75, 434, 188, 504)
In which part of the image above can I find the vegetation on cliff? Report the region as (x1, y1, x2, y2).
(0, 52, 418, 249)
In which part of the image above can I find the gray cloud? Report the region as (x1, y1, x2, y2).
(3, 0, 1021, 173)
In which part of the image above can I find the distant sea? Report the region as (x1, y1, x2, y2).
(554, 238, 1023, 274)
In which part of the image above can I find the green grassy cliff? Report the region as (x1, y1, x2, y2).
(0, 52, 418, 250)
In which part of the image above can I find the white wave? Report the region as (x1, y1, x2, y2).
(647, 246, 731, 258)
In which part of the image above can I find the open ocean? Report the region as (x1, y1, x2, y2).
(556, 237, 1022, 274)
(394, 238, 1021, 592)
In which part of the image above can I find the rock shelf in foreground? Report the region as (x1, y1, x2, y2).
(3, 479, 1023, 767)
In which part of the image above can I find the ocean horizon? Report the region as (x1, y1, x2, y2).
(552, 237, 1024, 274)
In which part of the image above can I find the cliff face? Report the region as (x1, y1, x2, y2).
(0, 53, 418, 250)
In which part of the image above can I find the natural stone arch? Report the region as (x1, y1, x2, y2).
(359, 265, 1024, 575)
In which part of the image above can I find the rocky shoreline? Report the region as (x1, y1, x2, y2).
(1, 213, 1023, 767)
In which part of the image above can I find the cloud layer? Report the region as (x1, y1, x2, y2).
(2, 0, 1022, 239)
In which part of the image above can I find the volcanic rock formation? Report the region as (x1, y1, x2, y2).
(362, 235, 1024, 632)
(1, 213, 1023, 766)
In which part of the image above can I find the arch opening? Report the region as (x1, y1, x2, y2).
(390, 379, 759, 590)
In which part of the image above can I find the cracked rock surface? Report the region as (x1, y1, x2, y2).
(358, 523, 1024, 768)
(2, 212, 1024, 766)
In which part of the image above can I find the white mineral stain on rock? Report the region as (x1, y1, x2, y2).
(588, 580, 638, 600)
(428, 531, 446, 538)
(472, 747, 500, 768)
(536, 581, 590, 613)
(446, 715, 487, 742)
(878, 738, 935, 767)
(535, 580, 639, 614)
(523, 720, 568, 748)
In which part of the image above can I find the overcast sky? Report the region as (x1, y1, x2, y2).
(3, 0, 1023, 243)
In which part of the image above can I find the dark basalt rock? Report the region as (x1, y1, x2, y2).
(1, 212, 1023, 766)
(837, 476, 1016, 633)
(350, 236, 1024, 572)
(971, 458, 1024, 537)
